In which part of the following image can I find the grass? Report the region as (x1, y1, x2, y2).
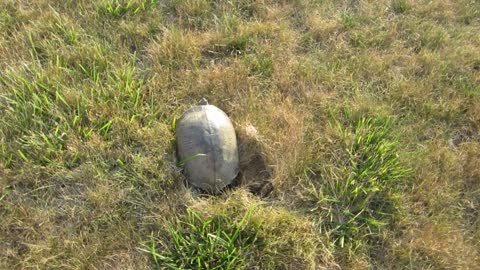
(1, 0, 479, 269)
(140, 207, 260, 269)
(306, 111, 411, 249)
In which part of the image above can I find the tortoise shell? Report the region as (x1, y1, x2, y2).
(176, 103, 239, 193)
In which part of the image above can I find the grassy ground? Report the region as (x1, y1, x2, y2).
(0, 0, 479, 269)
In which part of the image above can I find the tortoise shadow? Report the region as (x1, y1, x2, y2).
(229, 127, 273, 197)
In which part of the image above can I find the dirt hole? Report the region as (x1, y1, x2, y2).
(232, 124, 273, 197)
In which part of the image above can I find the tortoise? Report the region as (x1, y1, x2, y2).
(176, 98, 239, 193)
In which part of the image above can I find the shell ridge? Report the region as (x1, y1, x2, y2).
(203, 105, 217, 188)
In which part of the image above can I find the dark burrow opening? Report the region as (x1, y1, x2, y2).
(228, 125, 273, 197)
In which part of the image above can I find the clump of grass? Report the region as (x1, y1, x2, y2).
(96, 0, 158, 18)
(340, 12, 356, 29)
(0, 70, 71, 166)
(203, 14, 257, 58)
(307, 111, 411, 248)
(166, 0, 213, 29)
(141, 207, 261, 269)
(243, 54, 273, 77)
(148, 26, 202, 69)
(187, 190, 336, 269)
(419, 24, 448, 51)
(392, 0, 410, 14)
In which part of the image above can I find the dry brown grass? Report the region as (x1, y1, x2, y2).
(1, 0, 479, 269)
